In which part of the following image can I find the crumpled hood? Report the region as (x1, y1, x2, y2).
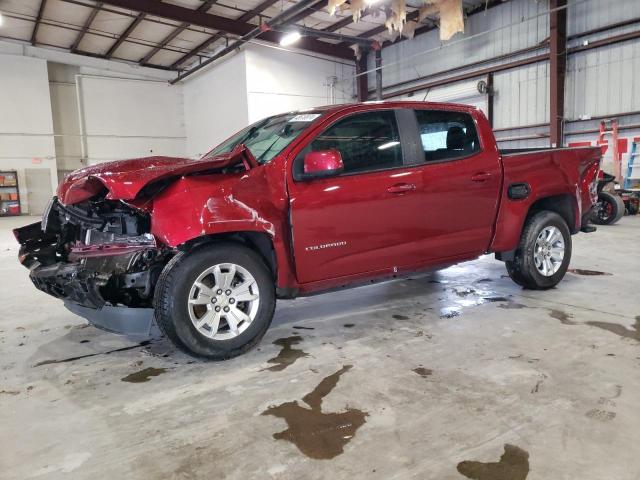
(57, 153, 254, 205)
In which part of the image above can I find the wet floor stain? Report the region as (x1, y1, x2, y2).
(548, 309, 575, 325)
(33, 341, 151, 367)
(457, 444, 530, 480)
(261, 365, 367, 460)
(585, 408, 616, 422)
(263, 336, 309, 372)
(498, 301, 527, 310)
(0, 390, 20, 395)
(440, 306, 461, 318)
(412, 367, 432, 378)
(567, 268, 612, 276)
(454, 287, 478, 297)
(585, 316, 639, 341)
(392, 314, 410, 320)
(343, 323, 355, 328)
(480, 296, 510, 304)
(121, 367, 167, 383)
(292, 326, 314, 330)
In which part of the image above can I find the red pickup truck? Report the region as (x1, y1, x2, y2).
(15, 101, 601, 359)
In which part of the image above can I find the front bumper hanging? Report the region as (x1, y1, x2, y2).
(14, 214, 161, 337)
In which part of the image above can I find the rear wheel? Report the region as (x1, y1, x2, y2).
(591, 191, 624, 225)
(154, 243, 276, 360)
(505, 211, 572, 290)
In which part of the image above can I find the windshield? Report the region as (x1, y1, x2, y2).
(203, 112, 324, 164)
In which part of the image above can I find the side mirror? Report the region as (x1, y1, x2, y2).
(302, 150, 344, 179)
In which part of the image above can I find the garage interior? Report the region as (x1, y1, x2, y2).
(1, 0, 639, 478)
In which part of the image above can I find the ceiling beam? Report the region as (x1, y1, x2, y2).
(71, 1, 103, 52)
(100, 0, 286, 37)
(99, 0, 353, 60)
(139, 0, 218, 65)
(31, 0, 48, 45)
(169, 0, 281, 69)
(105, 12, 145, 59)
(172, 0, 358, 83)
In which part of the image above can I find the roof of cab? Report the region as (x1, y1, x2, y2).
(301, 101, 478, 117)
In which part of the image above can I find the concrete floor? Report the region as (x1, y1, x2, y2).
(1, 215, 639, 480)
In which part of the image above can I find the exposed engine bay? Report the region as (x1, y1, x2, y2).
(15, 197, 169, 310)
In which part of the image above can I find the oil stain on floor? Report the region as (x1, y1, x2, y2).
(567, 268, 612, 276)
(392, 314, 410, 320)
(457, 444, 530, 480)
(412, 367, 432, 378)
(121, 367, 167, 383)
(261, 365, 367, 460)
(263, 335, 309, 372)
(548, 309, 576, 325)
(585, 316, 640, 342)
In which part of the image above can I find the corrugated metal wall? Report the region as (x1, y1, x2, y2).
(377, 0, 548, 89)
(375, 0, 640, 154)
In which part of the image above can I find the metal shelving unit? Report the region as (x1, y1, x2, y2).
(0, 171, 21, 217)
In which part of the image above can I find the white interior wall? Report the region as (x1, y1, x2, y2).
(183, 52, 249, 159)
(182, 46, 355, 158)
(48, 63, 83, 178)
(79, 76, 186, 164)
(244, 44, 355, 123)
(0, 54, 57, 214)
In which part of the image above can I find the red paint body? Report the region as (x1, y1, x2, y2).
(56, 102, 601, 296)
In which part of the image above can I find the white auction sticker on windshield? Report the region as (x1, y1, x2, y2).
(289, 114, 321, 122)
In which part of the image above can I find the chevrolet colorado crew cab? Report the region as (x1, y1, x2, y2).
(15, 101, 602, 360)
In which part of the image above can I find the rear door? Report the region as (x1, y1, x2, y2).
(287, 109, 429, 284)
(409, 108, 502, 259)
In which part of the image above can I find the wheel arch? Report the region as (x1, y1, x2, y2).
(178, 231, 277, 280)
(492, 192, 579, 259)
(526, 194, 578, 234)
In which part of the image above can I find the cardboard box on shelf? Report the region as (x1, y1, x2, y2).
(4, 176, 17, 186)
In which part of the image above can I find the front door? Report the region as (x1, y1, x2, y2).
(288, 109, 427, 284)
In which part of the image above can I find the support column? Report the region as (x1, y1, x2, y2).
(375, 49, 383, 100)
(486, 73, 494, 127)
(355, 52, 369, 102)
(550, 0, 567, 147)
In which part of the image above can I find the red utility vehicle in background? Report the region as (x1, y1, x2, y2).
(15, 102, 602, 359)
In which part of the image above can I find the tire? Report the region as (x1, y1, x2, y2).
(591, 191, 625, 225)
(505, 211, 572, 290)
(154, 242, 276, 360)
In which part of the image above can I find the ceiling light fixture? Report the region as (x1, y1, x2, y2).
(279, 31, 302, 47)
(378, 141, 400, 150)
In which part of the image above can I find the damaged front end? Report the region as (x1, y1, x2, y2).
(14, 197, 168, 336)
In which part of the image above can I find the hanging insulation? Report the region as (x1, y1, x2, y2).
(328, 0, 465, 41)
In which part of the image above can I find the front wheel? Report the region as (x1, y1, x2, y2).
(154, 243, 276, 360)
(505, 211, 572, 290)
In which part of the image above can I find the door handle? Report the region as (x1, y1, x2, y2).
(387, 183, 416, 194)
(471, 172, 492, 182)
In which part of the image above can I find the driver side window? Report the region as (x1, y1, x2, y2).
(306, 110, 403, 174)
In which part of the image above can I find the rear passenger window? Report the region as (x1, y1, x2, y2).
(415, 110, 480, 162)
(309, 110, 403, 174)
